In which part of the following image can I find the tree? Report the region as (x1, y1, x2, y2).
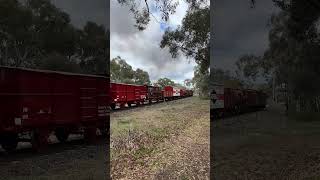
(155, 77, 175, 87)
(39, 53, 81, 73)
(160, 6, 209, 74)
(0, 0, 108, 75)
(134, 68, 151, 85)
(110, 56, 151, 84)
(236, 1, 320, 112)
(192, 65, 209, 97)
(184, 78, 192, 88)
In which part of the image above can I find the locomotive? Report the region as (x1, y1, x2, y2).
(211, 83, 267, 119)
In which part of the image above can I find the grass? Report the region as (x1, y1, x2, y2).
(110, 97, 209, 179)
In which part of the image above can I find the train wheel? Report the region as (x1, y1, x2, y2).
(55, 128, 69, 143)
(84, 127, 98, 144)
(110, 104, 116, 110)
(31, 129, 49, 152)
(0, 133, 18, 153)
(127, 103, 132, 107)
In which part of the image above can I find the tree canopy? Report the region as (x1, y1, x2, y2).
(236, 0, 320, 112)
(154, 77, 175, 87)
(110, 56, 151, 85)
(0, 0, 109, 75)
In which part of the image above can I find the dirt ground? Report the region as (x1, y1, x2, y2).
(212, 100, 320, 179)
(0, 136, 108, 180)
(111, 97, 210, 180)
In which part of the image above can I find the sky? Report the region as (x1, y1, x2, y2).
(51, 0, 109, 29)
(50, 0, 279, 84)
(211, 0, 279, 77)
(110, 0, 196, 84)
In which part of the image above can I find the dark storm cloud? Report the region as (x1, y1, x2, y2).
(211, 0, 279, 72)
(51, 0, 109, 29)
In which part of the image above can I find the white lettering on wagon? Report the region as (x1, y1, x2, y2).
(14, 118, 22, 125)
(23, 107, 28, 113)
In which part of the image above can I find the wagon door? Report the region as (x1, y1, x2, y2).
(79, 79, 97, 124)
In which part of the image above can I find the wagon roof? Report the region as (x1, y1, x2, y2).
(0, 66, 109, 79)
(110, 82, 146, 86)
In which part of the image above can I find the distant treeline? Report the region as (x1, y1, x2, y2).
(110, 56, 192, 89)
(0, 0, 108, 75)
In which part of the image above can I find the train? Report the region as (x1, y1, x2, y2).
(0, 66, 193, 152)
(210, 83, 267, 119)
(110, 82, 193, 109)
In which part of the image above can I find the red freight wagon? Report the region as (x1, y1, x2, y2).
(110, 83, 126, 109)
(146, 85, 162, 103)
(224, 88, 243, 113)
(180, 89, 186, 97)
(163, 86, 174, 100)
(110, 83, 147, 109)
(243, 89, 259, 108)
(0, 66, 109, 152)
(134, 85, 147, 105)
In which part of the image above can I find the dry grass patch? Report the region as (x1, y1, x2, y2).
(110, 97, 209, 179)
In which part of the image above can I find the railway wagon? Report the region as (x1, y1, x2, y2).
(146, 85, 163, 103)
(110, 83, 147, 109)
(185, 89, 193, 97)
(173, 87, 180, 98)
(163, 86, 174, 101)
(210, 84, 267, 119)
(180, 89, 186, 97)
(0, 66, 109, 152)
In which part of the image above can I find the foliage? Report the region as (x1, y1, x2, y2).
(160, 2, 209, 96)
(183, 78, 192, 88)
(0, 0, 108, 75)
(154, 77, 175, 87)
(236, 0, 320, 113)
(160, 6, 209, 75)
(110, 56, 151, 85)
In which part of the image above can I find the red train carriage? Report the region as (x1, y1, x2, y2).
(146, 85, 163, 103)
(110, 83, 147, 109)
(180, 89, 186, 97)
(173, 87, 180, 98)
(185, 89, 193, 97)
(0, 66, 109, 152)
(211, 84, 267, 119)
(163, 86, 174, 101)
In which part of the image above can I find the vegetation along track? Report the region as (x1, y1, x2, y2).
(111, 97, 210, 179)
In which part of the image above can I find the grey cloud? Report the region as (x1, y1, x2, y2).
(51, 0, 109, 29)
(211, 0, 279, 72)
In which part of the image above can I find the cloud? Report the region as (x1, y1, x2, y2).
(51, 0, 109, 29)
(211, 0, 279, 74)
(110, 0, 195, 84)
